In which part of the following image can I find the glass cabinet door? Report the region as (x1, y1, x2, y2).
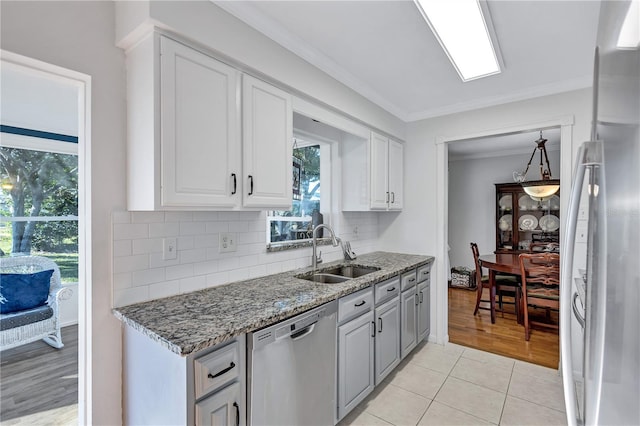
(496, 190, 514, 251)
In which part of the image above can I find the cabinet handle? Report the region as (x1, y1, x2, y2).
(386, 192, 390, 203)
(354, 300, 366, 307)
(371, 321, 375, 338)
(231, 173, 237, 195)
(248, 175, 254, 195)
(391, 192, 395, 203)
(378, 317, 383, 333)
(387, 287, 396, 292)
(408, 277, 416, 283)
(420, 291, 424, 304)
(207, 361, 235, 379)
(233, 402, 240, 426)
(415, 296, 419, 306)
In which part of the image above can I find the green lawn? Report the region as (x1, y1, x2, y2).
(39, 252, 79, 283)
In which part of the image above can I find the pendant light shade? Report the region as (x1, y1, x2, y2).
(515, 131, 560, 200)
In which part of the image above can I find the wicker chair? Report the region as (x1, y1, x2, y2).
(0, 256, 72, 350)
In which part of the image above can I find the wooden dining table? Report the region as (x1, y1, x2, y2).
(478, 253, 522, 324)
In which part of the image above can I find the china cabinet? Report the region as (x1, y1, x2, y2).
(495, 183, 560, 254)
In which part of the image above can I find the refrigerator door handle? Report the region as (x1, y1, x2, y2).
(560, 142, 590, 426)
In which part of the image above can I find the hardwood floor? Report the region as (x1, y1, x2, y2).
(0, 325, 78, 425)
(448, 287, 560, 368)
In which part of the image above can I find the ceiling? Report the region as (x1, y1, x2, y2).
(215, 0, 601, 122)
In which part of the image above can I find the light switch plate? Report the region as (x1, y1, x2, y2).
(219, 232, 237, 253)
(163, 237, 177, 260)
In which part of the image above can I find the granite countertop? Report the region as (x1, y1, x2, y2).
(113, 251, 434, 356)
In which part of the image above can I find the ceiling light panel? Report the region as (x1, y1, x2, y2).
(415, 0, 501, 81)
(617, 0, 639, 49)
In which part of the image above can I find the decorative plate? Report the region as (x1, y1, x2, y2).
(539, 214, 560, 232)
(549, 195, 560, 210)
(519, 214, 538, 231)
(498, 195, 512, 210)
(498, 214, 512, 231)
(518, 195, 533, 211)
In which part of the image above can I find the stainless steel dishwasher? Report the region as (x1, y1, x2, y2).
(248, 300, 337, 426)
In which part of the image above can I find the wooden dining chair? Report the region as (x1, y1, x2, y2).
(470, 243, 521, 320)
(518, 253, 560, 341)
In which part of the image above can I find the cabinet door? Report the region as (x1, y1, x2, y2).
(242, 75, 293, 208)
(417, 281, 431, 342)
(375, 297, 401, 385)
(370, 131, 389, 210)
(400, 289, 418, 359)
(338, 311, 375, 421)
(195, 382, 242, 426)
(160, 36, 240, 207)
(388, 139, 403, 210)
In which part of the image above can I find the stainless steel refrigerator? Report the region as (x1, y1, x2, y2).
(561, 1, 639, 425)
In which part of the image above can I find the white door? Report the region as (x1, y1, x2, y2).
(370, 131, 389, 210)
(417, 281, 430, 342)
(242, 74, 292, 208)
(195, 382, 242, 426)
(337, 311, 375, 421)
(375, 297, 401, 385)
(400, 289, 418, 359)
(160, 36, 240, 207)
(388, 139, 404, 210)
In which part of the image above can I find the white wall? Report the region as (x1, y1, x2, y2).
(447, 150, 560, 270)
(1, 2, 126, 424)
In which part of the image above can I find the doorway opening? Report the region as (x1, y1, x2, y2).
(0, 51, 91, 424)
(434, 117, 573, 367)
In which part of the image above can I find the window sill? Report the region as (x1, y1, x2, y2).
(266, 238, 335, 253)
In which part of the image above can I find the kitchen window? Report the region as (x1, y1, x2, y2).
(267, 140, 330, 249)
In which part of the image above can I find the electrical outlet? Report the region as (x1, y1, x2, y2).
(163, 237, 177, 260)
(353, 226, 359, 239)
(219, 232, 237, 253)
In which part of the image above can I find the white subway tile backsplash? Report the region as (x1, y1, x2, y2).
(113, 223, 149, 240)
(131, 211, 165, 223)
(112, 210, 380, 307)
(166, 264, 194, 281)
(149, 222, 179, 238)
(113, 240, 132, 257)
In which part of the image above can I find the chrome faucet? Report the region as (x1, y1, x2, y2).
(312, 224, 340, 270)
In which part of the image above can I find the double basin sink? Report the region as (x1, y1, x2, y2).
(296, 265, 380, 284)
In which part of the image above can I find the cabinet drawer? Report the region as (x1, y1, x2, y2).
(194, 340, 241, 400)
(338, 287, 374, 324)
(375, 276, 400, 306)
(417, 264, 431, 283)
(401, 270, 417, 292)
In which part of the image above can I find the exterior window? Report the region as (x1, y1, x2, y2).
(268, 144, 321, 243)
(0, 143, 79, 284)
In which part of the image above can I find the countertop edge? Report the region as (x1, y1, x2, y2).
(113, 252, 434, 356)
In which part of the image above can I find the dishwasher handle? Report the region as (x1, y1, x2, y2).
(290, 323, 317, 341)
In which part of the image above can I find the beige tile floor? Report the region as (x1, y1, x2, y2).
(339, 341, 567, 426)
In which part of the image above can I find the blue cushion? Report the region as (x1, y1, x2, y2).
(0, 269, 54, 314)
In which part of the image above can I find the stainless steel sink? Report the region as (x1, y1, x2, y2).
(318, 265, 380, 278)
(302, 273, 351, 284)
(296, 265, 380, 284)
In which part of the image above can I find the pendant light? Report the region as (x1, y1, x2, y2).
(513, 131, 560, 201)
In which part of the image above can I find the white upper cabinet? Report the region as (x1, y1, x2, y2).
(160, 36, 241, 208)
(125, 32, 292, 211)
(242, 75, 293, 209)
(343, 130, 404, 211)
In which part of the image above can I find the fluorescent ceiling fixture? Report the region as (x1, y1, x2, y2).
(617, 0, 639, 49)
(414, 0, 501, 81)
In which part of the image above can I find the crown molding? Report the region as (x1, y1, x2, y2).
(407, 76, 592, 122)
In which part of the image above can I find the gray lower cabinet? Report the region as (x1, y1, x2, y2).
(417, 280, 431, 343)
(195, 382, 241, 426)
(337, 309, 375, 421)
(400, 286, 418, 359)
(374, 296, 401, 385)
